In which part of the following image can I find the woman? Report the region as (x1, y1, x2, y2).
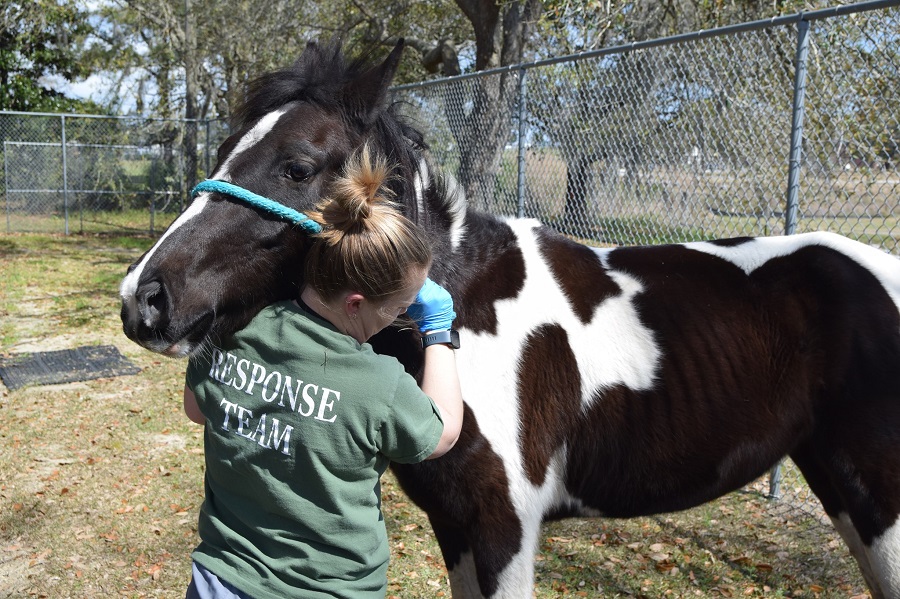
(182, 146, 463, 599)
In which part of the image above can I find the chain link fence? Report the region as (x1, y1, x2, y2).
(3, 2, 895, 245)
(0, 112, 229, 235)
(393, 0, 899, 255)
(391, 0, 900, 526)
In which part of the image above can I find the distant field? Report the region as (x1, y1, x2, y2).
(3, 164, 898, 255)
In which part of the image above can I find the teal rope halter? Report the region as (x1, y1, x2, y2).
(191, 180, 323, 234)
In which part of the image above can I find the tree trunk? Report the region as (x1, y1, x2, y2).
(562, 154, 602, 236)
(447, 0, 541, 208)
(182, 0, 199, 198)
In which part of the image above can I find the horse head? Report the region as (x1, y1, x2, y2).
(120, 40, 438, 356)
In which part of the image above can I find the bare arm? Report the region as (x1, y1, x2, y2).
(183, 385, 206, 425)
(420, 344, 463, 459)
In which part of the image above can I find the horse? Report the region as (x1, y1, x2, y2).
(119, 40, 900, 598)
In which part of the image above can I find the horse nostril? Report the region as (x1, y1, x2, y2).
(137, 280, 169, 328)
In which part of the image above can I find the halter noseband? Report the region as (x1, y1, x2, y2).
(191, 180, 323, 234)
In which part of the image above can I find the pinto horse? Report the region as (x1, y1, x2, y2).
(120, 41, 900, 598)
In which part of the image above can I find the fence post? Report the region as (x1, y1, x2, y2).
(785, 16, 810, 237)
(205, 118, 212, 179)
(515, 68, 527, 218)
(3, 142, 9, 233)
(148, 142, 155, 236)
(61, 115, 70, 235)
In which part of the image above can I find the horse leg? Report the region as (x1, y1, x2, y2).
(868, 521, 900, 599)
(489, 510, 543, 598)
(430, 519, 482, 598)
(791, 447, 884, 595)
(431, 510, 540, 599)
(792, 428, 900, 599)
(830, 512, 886, 596)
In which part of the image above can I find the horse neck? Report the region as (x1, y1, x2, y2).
(412, 155, 470, 270)
(412, 155, 526, 297)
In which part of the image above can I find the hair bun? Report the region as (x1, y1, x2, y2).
(314, 144, 394, 237)
(302, 144, 432, 303)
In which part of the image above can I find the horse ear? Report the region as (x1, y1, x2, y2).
(344, 39, 405, 127)
(296, 40, 325, 70)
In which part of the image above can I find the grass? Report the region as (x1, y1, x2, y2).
(0, 233, 869, 598)
(4, 209, 179, 237)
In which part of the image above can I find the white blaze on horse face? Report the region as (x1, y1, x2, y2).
(120, 106, 291, 307)
(119, 196, 208, 307)
(215, 106, 292, 181)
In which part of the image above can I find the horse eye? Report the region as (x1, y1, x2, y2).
(286, 163, 314, 182)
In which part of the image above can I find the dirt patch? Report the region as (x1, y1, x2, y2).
(9, 333, 85, 353)
(145, 433, 189, 456)
(0, 545, 32, 598)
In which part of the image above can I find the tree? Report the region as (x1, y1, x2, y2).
(385, 0, 544, 208)
(802, 11, 900, 172)
(89, 0, 472, 190)
(94, 0, 326, 189)
(91, 0, 882, 218)
(111, 0, 540, 207)
(0, 0, 103, 113)
(94, 0, 467, 119)
(447, 0, 543, 208)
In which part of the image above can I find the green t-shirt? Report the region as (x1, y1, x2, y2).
(185, 300, 444, 599)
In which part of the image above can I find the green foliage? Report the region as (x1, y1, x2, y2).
(0, 1, 104, 113)
(535, 0, 815, 55)
(91, 0, 470, 121)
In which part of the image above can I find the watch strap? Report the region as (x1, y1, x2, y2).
(421, 329, 460, 349)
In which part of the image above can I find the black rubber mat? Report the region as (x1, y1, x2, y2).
(0, 345, 141, 391)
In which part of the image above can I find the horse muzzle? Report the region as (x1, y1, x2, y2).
(120, 278, 212, 357)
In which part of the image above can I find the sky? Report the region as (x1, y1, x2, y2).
(38, 0, 148, 114)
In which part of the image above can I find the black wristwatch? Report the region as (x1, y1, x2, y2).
(421, 329, 460, 349)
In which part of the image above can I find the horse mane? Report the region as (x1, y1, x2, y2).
(235, 42, 337, 127)
(232, 40, 457, 232)
(233, 41, 424, 147)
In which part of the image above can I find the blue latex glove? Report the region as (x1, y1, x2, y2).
(407, 278, 456, 333)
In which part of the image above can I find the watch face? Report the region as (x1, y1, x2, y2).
(449, 329, 460, 349)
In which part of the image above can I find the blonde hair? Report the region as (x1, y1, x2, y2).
(304, 145, 432, 302)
